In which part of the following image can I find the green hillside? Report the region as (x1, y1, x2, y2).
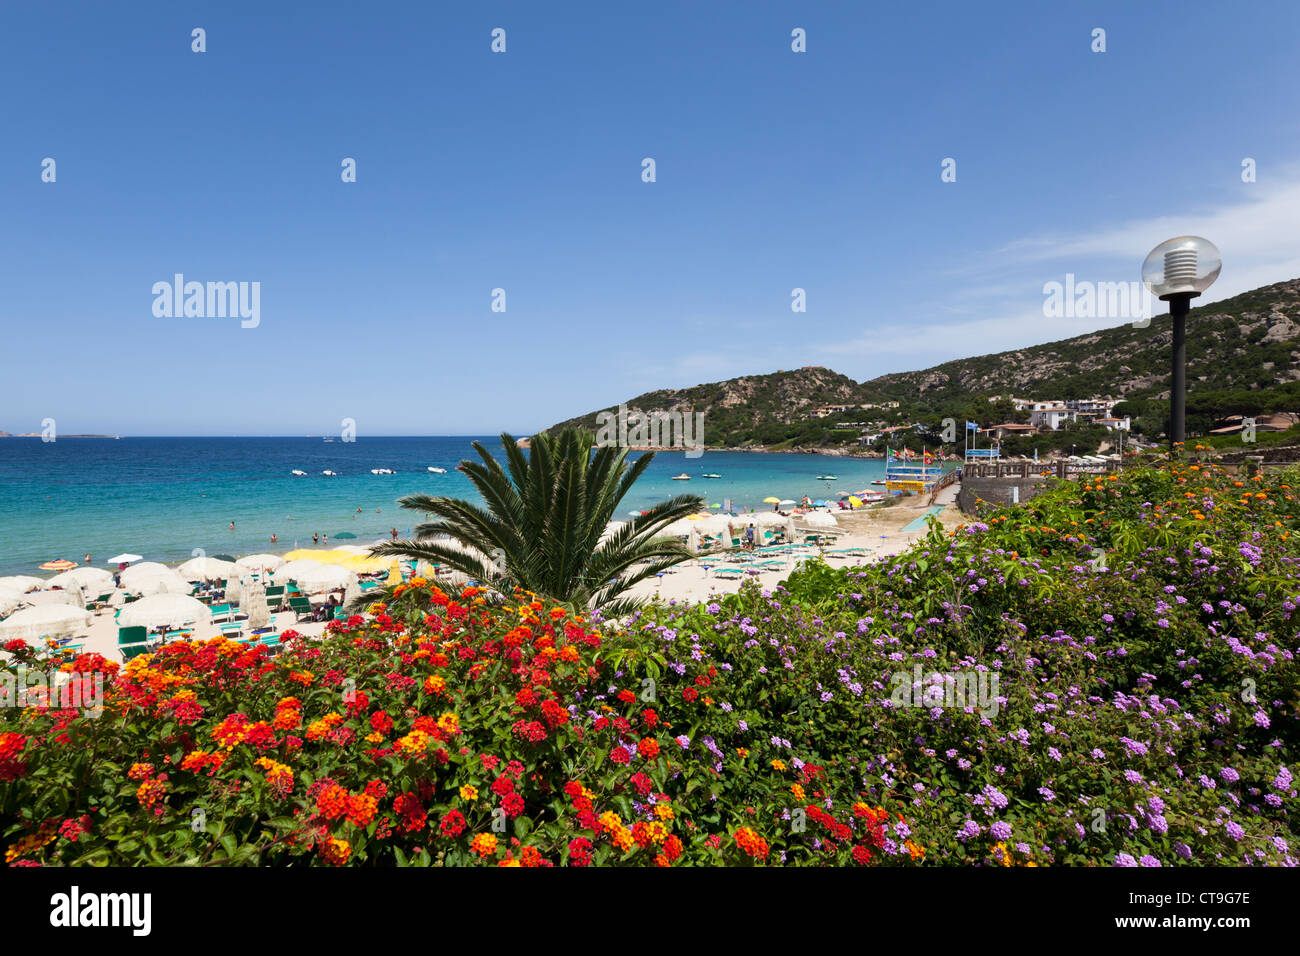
(546, 278, 1300, 452)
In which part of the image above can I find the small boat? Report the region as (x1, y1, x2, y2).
(428, 467, 447, 474)
(817, 475, 838, 481)
(702, 473, 722, 479)
(870, 479, 887, 486)
(322, 437, 334, 443)
(322, 470, 337, 476)
(671, 473, 691, 480)
(370, 468, 395, 475)
(291, 470, 306, 476)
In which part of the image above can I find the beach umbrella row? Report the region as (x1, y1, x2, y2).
(0, 605, 92, 642)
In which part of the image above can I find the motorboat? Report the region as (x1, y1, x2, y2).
(702, 473, 722, 479)
(816, 475, 838, 481)
(370, 468, 395, 475)
(671, 474, 691, 480)
(428, 467, 447, 474)
(291, 470, 306, 476)
(322, 470, 337, 476)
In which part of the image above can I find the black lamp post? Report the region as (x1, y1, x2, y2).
(1142, 237, 1221, 454)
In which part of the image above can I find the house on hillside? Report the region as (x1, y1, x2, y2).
(1029, 402, 1076, 430)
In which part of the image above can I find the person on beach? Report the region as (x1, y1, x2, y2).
(83, 553, 91, 564)
(322, 534, 328, 546)
(744, 524, 756, 551)
(391, 528, 398, 541)
(229, 521, 235, 531)
(313, 533, 319, 546)
(270, 534, 278, 544)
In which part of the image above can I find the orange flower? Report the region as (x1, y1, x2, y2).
(319, 837, 351, 866)
(470, 833, 498, 857)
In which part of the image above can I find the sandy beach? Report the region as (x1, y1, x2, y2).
(627, 484, 963, 604)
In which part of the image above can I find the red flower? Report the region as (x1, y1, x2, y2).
(439, 809, 466, 837)
(617, 689, 635, 704)
(567, 837, 593, 866)
(639, 737, 660, 760)
(609, 746, 631, 766)
(501, 793, 525, 817)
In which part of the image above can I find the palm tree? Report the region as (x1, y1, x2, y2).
(365, 429, 704, 615)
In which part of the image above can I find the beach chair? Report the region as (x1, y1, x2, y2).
(220, 621, 245, 640)
(117, 626, 157, 661)
(264, 585, 286, 611)
(333, 606, 350, 621)
(288, 596, 315, 622)
(209, 603, 234, 624)
(86, 591, 113, 612)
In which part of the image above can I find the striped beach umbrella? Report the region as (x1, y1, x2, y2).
(38, 559, 76, 572)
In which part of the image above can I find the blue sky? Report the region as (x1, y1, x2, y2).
(3, 0, 1300, 436)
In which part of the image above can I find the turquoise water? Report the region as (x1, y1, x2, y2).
(0, 437, 894, 576)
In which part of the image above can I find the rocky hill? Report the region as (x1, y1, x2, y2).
(546, 278, 1300, 448)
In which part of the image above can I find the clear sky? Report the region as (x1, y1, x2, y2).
(3, 0, 1300, 436)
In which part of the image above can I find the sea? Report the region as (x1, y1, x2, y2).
(0, 436, 897, 577)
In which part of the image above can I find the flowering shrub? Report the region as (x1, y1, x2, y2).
(1, 462, 1294, 867)
(0, 587, 915, 866)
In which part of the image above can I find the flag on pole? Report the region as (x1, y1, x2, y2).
(966, 421, 979, 431)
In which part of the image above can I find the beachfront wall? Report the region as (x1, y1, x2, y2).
(958, 476, 1051, 514)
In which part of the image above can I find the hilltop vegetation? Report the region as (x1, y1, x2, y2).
(547, 279, 1300, 453)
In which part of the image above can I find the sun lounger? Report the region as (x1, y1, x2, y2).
(117, 625, 158, 661)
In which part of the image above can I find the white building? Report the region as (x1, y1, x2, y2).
(1029, 402, 1076, 430)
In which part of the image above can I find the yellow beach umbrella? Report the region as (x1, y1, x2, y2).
(848, 496, 863, 507)
(762, 497, 780, 505)
(386, 561, 403, 586)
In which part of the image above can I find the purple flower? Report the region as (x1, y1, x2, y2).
(990, 821, 1012, 840)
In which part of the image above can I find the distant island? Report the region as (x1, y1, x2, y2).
(0, 431, 120, 438)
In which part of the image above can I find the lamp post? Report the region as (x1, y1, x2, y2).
(1142, 237, 1221, 454)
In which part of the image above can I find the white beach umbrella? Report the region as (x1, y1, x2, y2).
(0, 575, 44, 593)
(0, 589, 26, 618)
(803, 512, 838, 528)
(178, 556, 236, 582)
(242, 582, 271, 629)
(748, 512, 787, 527)
(118, 562, 174, 586)
(226, 574, 245, 605)
(234, 554, 285, 573)
(335, 545, 373, 556)
(19, 589, 86, 608)
(0, 605, 93, 642)
(779, 499, 796, 507)
(45, 567, 114, 595)
(115, 594, 208, 629)
(130, 572, 194, 596)
(106, 553, 144, 565)
(343, 577, 361, 608)
(275, 559, 355, 593)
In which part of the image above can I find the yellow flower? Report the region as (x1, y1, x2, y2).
(459, 785, 478, 800)
(771, 759, 787, 771)
(790, 783, 806, 801)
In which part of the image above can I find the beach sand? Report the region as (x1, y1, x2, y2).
(626, 484, 963, 605)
